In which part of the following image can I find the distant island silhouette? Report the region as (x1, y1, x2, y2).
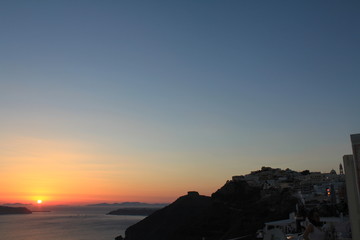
(107, 208, 161, 216)
(88, 202, 168, 208)
(0, 206, 32, 215)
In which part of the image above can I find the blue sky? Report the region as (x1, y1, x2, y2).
(0, 1, 359, 202)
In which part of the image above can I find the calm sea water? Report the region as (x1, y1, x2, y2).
(0, 207, 144, 240)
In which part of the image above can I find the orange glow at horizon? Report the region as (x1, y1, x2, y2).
(0, 136, 220, 205)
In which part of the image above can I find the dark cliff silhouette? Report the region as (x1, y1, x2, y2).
(0, 206, 32, 214)
(124, 192, 213, 240)
(122, 181, 298, 240)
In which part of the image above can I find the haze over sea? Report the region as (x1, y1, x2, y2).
(0, 207, 144, 240)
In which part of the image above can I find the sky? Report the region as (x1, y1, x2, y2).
(0, 1, 359, 205)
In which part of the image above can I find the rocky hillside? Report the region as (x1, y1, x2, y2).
(122, 181, 298, 240)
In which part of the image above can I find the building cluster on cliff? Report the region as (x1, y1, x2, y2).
(232, 165, 346, 206)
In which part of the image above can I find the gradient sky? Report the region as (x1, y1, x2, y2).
(1, 1, 359, 205)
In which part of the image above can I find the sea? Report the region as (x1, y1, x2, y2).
(0, 206, 145, 240)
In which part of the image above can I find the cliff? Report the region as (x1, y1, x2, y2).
(123, 181, 298, 240)
(0, 206, 32, 214)
(124, 192, 213, 240)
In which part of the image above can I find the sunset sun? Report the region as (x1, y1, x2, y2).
(37, 200, 43, 204)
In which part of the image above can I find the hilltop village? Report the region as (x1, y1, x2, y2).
(233, 166, 346, 207)
(120, 166, 348, 240)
